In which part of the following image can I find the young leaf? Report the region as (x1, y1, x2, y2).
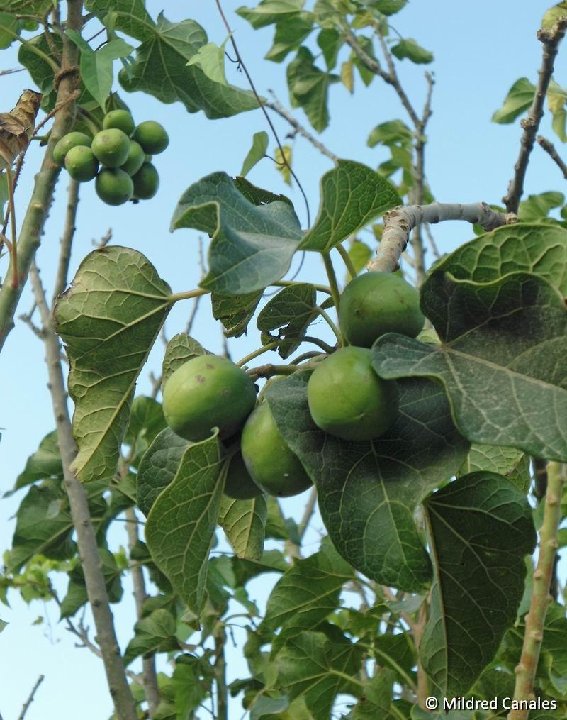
(287, 46, 338, 131)
(237, 0, 304, 29)
(162, 333, 210, 386)
(60, 548, 123, 618)
(219, 494, 267, 560)
(421, 472, 536, 696)
(492, 77, 536, 123)
(136, 428, 189, 516)
(55, 247, 172, 484)
(257, 283, 318, 358)
(211, 291, 263, 337)
(124, 608, 179, 665)
(265, 374, 469, 592)
(171, 172, 303, 295)
(241, 131, 269, 176)
(391, 38, 433, 64)
(13, 431, 63, 491)
(145, 435, 224, 615)
(374, 273, 567, 461)
(265, 12, 314, 63)
(300, 160, 400, 252)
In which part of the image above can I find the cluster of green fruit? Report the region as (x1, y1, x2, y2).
(161, 271, 424, 500)
(53, 110, 168, 206)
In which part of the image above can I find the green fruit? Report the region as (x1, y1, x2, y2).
(307, 346, 398, 442)
(132, 163, 159, 199)
(241, 402, 312, 498)
(91, 128, 131, 167)
(120, 141, 146, 176)
(338, 272, 425, 347)
(95, 168, 134, 206)
(132, 121, 169, 154)
(224, 452, 262, 500)
(102, 109, 135, 136)
(63, 145, 99, 181)
(162, 355, 257, 442)
(52, 132, 91, 165)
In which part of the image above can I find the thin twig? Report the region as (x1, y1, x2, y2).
(52, 178, 79, 302)
(17, 675, 45, 720)
(536, 134, 567, 178)
(503, 19, 567, 212)
(214, 0, 311, 225)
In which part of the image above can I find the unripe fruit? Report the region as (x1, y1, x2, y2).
(162, 355, 257, 442)
(91, 128, 131, 167)
(132, 162, 159, 199)
(241, 402, 312, 498)
(64, 145, 99, 182)
(224, 452, 262, 500)
(102, 109, 135, 136)
(133, 121, 169, 154)
(307, 346, 398, 442)
(120, 140, 146, 176)
(53, 131, 91, 165)
(338, 271, 425, 348)
(95, 168, 134, 206)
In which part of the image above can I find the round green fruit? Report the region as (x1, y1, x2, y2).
(102, 109, 135, 136)
(63, 145, 99, 181)
(95, 168, 134, 206)
(132, 162, 159, 199)
(91, 128, 131, 167)
(120, 141, 146, 176)
(338, 271, 425, 348)
(162, 355, 257, 442)
(53, 131, 91, 165)
(307, 346, 398, 442)
(241, 402, 312, 498)
(132, 121, 169, 154)
(224, 452, 262, 500)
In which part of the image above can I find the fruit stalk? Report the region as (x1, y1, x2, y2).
(507, 462, 565, 720)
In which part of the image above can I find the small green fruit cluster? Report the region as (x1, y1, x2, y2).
(162, 356, 312, 500)
(306, 272, 425, 443)
(53, 110, 168, 206)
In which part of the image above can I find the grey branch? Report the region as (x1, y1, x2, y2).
(537, 134, 567, 178)
(17, 675, 45, 720)
(367, 203, 515, 273)
(503, 18, 567, 212)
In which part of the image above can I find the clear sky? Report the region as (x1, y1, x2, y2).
(0, 2, 561, 719)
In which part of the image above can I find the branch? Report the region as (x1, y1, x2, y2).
(28, 259, 138, 720)
(52, 178, 79, 302)
(367, 202, 515, 273)
(0, 0, 81, 351)
(17, 675, 45, 720)
(503, 18, 567, 212)
(508, 462, 566, 720)
(536, 134, 567, 178)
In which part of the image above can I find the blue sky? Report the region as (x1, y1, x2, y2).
(0, 1, 561, 718)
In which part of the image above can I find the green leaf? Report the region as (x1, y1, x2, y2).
(171, 173, 303, 295)
(317, 28, 341, 69)
(424, 223, 567, 295)
(459, 444, 530, 493)
(260, 539, 353, 647)
(219, 494, 267, 560)
(13, 431, 63, 491)
(241, 131, 270, 176)
(124, 396, 167, 460)
(300, 160, 400, 251)
(266, 374, 469, 591)
(421, 472, 536, 696)
(265, 12, 314, 62)
(136, 428, 189, 516)
(492, 77, 536, 123)
(350, 670, 396, 719)
(287, 46, 338, 131)
(66, 30, 133, 108)
(257, 283, 318, 358)
(60, 548, 123, 618)
(18, 34, 62, 109)
(271, 631, 362, 718)
(173, 655, 210, 717)
(367, 119, 412, 148)
(237, 0, 304, 29)
(124, 608, 179, 665)
(162, 333, 210, 386)
(55, 247, 172, 484)
(390, 38, 433, 64)
(347, 239, 372, 277)
(374, 272, 567, 461)
(518, 191, 565, 221)
(146, 435, 224, 615)
(547, 79, 567, 142)
(373, 0, 407, 15)
(211, 291, 263, 337)
(0, 12, 20, 49)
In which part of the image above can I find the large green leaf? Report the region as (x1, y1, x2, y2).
(136, 428, 190, 516)
(373, 272, 567, 461)
(145, 435, 224, 615)
(300, 160, 400, 252)
(286, 46, 338, 132)
(257, 283, 318, 358)
(219, 494, 267, 561)
(492, 77, 536, 123)
(270, 631, 362, 719)
(55, 247, 172, 484)
(265, 374, 468, 592)
(259, 538, 353, 648)
(421, 472, 536, 697)
(171, 173, 303, 295)
(423, 223, 567, 295)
